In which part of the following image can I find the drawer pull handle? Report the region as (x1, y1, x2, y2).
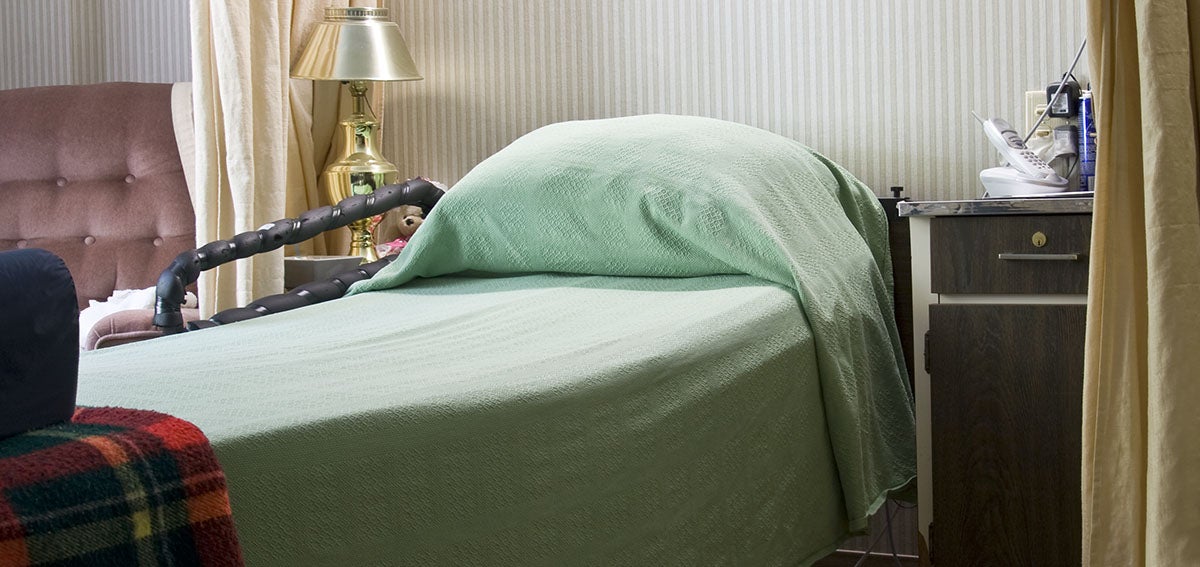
(997, 252, 1081, 261)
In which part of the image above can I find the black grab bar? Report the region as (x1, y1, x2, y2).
(153, 178, 444, 334)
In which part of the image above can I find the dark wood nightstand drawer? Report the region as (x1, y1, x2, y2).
(931, 214, 1091, 294)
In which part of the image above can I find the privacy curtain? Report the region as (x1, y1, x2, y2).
(1082, 0, 1200, 565)
(190, 0, 341, 316)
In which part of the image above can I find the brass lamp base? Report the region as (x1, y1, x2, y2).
(324, 80, 399, 263)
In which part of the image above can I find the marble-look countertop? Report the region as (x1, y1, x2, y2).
(898, 195, 1094, 217)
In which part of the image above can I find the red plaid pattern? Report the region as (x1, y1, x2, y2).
(0, 407, 242, 566)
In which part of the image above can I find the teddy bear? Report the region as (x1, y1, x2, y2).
(373, 204, 426, 256)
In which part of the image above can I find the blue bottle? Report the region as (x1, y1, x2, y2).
(1078, 91, 1097, 191)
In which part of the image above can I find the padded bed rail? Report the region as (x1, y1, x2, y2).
(153, 179, 444, 334)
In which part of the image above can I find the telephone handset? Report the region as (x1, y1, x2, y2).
(982, 118, 1058, 177)
(975, 115, 1069, 197)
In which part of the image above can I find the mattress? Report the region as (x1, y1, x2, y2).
(78, 272, 850, 566)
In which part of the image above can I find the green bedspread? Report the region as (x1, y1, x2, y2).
(353, 114, 915, 530)
(81, 274, 850, 566)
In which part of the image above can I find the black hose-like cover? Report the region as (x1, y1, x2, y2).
(186, 256, 395, 331)
(154, 179, 443, 334)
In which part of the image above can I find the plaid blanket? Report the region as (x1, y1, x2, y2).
(0, 407, 242, 567)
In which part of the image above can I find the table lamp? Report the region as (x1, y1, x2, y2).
(292, 6, 422, 262)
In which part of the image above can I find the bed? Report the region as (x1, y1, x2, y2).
(74, 114, 916, 566)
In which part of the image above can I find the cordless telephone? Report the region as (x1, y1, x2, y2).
(976, 116, 1069, 197)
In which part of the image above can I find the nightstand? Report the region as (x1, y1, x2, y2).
(899, 197, 1093, 566)
(283, 255, 363, 290)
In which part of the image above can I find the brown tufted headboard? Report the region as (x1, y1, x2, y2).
(0, 82, 196, 310)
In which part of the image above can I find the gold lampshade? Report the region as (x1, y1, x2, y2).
(292, 7, 422, 82)
(292, 7, 422, 262)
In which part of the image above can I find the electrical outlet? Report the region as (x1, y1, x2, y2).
(1023, 90, 1068, 141)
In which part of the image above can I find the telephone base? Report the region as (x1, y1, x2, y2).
(980, 166, 1069, 198)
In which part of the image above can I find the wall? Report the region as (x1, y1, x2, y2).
(0, 0, 190, 90)
(383, 0, 1087, 202)
(0, 0, 1088, 201)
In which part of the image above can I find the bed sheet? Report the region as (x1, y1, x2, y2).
(78, 273, 852, 566)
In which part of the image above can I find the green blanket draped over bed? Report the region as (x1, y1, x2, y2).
(352, 114, 916, 529)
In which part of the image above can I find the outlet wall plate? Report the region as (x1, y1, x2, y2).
(1024, 90, 1069, 141)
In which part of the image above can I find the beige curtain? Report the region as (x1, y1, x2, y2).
(190, 0, 329, 316)
(286, 4, 334, 258)
(1082, 0, 1200, 565)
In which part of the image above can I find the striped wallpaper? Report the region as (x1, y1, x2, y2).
(0, 0, 190, 90)
(0, 0, 1086, 201)
(383, 0, 1087, 202)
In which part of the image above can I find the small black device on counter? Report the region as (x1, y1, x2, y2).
(1046, 77, 1081, 118)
